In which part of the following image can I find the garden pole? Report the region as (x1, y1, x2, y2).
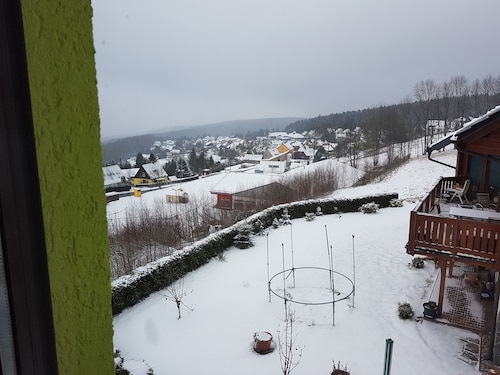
(331, 245, 335, 327)
(281, 243, 287, 318)
(325, 225, 333, 290)
(352, 234, 356, 308)
(290, 223, 295, 288)
(383, 338, 393, 375)
(267, 233, 271, 302)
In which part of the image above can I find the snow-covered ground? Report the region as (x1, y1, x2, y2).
(113, 149, 483, 375)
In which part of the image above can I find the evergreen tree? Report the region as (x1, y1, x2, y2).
(189, 148, 197, 171)
(163, 159, 177, 176)
(149, 152, 158, 163)
(135, 152, 144, 168)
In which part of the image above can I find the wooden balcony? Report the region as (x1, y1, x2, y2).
(407, 177, 500, 270)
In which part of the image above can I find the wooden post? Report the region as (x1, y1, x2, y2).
(438, 259, 447, 316)
(448, 255, 455, 277)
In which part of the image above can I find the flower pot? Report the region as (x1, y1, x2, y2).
(423, 302, 438, 319)
(331, 370, 350, 375)
(253, 331, 273, 354)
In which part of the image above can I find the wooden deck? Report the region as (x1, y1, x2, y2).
(407, 177, 500, 270)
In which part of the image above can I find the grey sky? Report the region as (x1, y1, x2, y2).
(92, 0, 500, 139)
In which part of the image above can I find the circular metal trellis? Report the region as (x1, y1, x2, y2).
(268, 266, 354, 305)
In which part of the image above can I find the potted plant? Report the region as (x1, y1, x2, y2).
(331, 360, 350, 375)
(423, 301, 438, 318)
(411, 257, 424, 268)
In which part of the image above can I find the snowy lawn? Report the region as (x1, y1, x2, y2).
(114, 205, 480, 375)
(113, 150, 481, 374)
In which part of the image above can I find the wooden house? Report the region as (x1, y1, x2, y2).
(406, 105, 500, 363)
(103, 165, 130, 193)
(211, 182, 296, 211)
(131, 162, 169, 186)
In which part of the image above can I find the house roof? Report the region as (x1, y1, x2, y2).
(428, 105, 500, 154)
(137, 163, 168, 179)
(102, 165, 123, 186)
(232, 182, 295, 198)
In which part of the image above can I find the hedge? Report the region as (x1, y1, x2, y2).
(111, 193, 398, 315)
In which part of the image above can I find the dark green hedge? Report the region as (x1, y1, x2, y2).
(111, 193, 397, 315)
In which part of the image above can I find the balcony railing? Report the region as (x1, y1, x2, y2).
(407, 177, 500, 269)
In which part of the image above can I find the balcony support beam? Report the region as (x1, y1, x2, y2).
(438, 259, 447, 316)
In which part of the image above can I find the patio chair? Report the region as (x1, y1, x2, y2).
(476, 192, 500, 211)
(476, 193, 490, 209)
(445, 179, 470, 204)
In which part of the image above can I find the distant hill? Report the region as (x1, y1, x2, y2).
(102, 117, 301, 163)
(151, 117, 302, 139)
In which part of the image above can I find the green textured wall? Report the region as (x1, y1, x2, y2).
(20, 1, 115, 373)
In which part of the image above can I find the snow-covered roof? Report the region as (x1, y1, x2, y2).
(428, 105, 500, 152)
(140, 163, 168, 179)
(102, 165, 123, 186)
(243, 153, 263, 162)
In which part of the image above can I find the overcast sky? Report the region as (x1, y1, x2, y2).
(92, 0, 500, 139)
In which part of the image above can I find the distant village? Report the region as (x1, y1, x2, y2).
(103, 128, 361, 193)
(103, 118, 455, 196)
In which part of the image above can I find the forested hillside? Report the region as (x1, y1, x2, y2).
(285, 74, 500, 145)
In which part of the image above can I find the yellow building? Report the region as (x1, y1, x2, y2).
(132, 163, 169, 186)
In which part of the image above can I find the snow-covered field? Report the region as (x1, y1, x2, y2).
(113, 149, 482, 375)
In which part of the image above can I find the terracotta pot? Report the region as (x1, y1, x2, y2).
(253, 331, 273, 354)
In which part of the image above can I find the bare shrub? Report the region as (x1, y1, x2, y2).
(163, 278, 193, 319)
(277, 306, 303, 375)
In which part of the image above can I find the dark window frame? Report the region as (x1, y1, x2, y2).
(0, 1, 59, 373)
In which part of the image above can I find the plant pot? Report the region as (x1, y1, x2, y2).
(423, 302, 438, 319)
(331, 370, 350, 375)
(253, 331, 273, 354)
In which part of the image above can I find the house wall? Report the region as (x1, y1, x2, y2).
(261, 159, 287, 173)
(456, 121, 500, 193)
(132, 177, 155, 185)
(216, 193, 233, 209)
(21, 1, 115, 373)
(461, 120, 500, 156)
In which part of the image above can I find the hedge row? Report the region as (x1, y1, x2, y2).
(111, 193, 398, 315)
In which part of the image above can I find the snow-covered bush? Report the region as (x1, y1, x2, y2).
(358, 201, 380, 214)
(305, 212, 315, 221)
(233, 224, 254, 249)
(411, 257, 425, 268)
(272, 217, 280, 228)
(315, 206, 323, 216)
(398, 302, 414, 320)
(389, 198, 403, 207)
(115, 350, 130, 375)
(253, 219, 266, 235)
(280, 208, 291, 225)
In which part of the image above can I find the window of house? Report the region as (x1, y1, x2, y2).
(488, 159, 500, 190)
(468, 155, 482, 185)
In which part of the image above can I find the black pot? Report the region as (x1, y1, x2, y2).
(423, 302, 438, 318)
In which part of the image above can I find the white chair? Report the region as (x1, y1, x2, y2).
(445, 179, 470, 204)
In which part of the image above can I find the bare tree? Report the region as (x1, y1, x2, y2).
(163, 279, 193, 319)
(413, 79, 439, 153)
(438, 80, 452, 136)
(470, 78, 482, 116)
(449, 75, 470, 129)
(277, 306, 303, 375)
(482, 73, 498, 112)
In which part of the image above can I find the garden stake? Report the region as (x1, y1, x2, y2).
(383, 338, 393, 375)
